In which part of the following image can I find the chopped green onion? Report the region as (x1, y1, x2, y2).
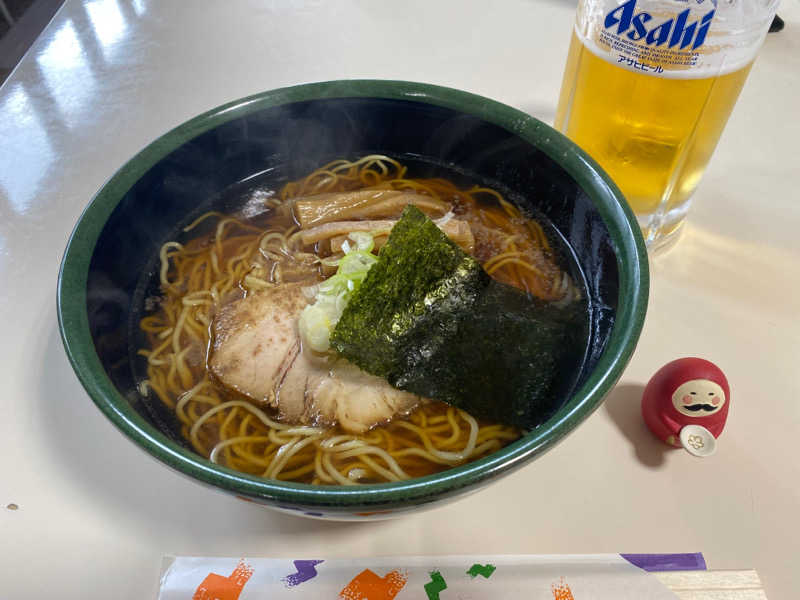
(298, 231, 378, 352)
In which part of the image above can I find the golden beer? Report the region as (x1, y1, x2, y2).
(555, 0, 776, 249)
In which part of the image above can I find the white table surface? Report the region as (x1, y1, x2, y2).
(1, 1, 798, 598)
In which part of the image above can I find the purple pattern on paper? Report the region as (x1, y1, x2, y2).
(283, 560, 324, 586)
(621, 553, 707, 572)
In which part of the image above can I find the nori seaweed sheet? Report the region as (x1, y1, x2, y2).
(331, 205, 582, 430)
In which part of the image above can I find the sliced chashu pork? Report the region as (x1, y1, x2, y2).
(208, 283, 421, 433)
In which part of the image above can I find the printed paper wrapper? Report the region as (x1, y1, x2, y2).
(158, 553, 704, 599)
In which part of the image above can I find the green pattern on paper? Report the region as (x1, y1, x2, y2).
(466, 563, 496, 578)
(424, 570, 447, 600)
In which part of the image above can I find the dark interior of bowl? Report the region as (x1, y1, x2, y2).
(85, 96, 619, 494)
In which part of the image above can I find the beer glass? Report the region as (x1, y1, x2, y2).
(555, 0, 779, 251)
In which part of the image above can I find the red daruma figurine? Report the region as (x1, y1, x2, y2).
(642, 358, 730, 457)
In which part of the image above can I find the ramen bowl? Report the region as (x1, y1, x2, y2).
(57, 80, 648, 519)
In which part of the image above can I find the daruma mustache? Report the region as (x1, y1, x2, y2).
(683, 403, 717, 412)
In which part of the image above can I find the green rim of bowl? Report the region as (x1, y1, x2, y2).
(57, 80, 648, 510)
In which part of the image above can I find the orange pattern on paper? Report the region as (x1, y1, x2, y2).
(339, 568, 408, 600)
(552, 577, 575, 600)
(193, 560, 254, 600)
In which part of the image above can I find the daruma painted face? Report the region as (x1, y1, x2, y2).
(671, 379, 726, 417)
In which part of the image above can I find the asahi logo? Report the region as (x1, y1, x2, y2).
(604, 0, 715, 50)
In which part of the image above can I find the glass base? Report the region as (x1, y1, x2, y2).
(645, 220, 685, 254)
(638, 199, 691, 254)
